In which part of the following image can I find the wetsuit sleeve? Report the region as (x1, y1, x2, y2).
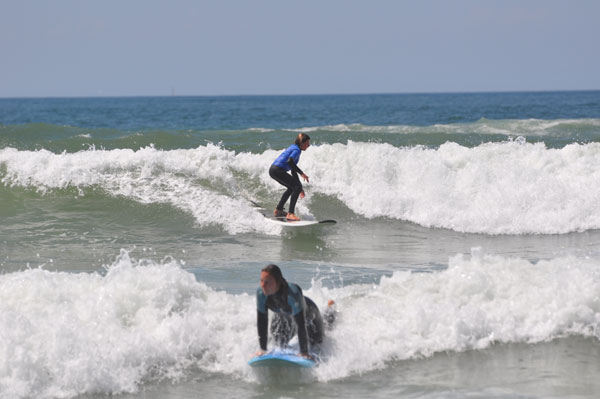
(286, 157, 304, 176)
(256, 288, 268, 350)
(287, 284, 305, 316)
(256, 288, 267, 313)
(257, 310, 268, 351)
(287, 284, 309, 354)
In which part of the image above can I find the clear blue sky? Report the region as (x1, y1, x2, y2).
(1, 0, 599, 97)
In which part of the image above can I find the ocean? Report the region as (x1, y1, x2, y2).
(1, 91, 600, 399)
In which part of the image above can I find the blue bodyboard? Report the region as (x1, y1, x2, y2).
(248, 348, 317, 368)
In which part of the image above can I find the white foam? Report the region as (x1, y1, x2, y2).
(309, 249, 600, 380)
(0, 251, 257, 398)
(2, 139, 600, 234)
(302, 139, 600, 234)
(1, 250, 599, 396)
(289, 118, 600, 137)
(0, 145, 280, 235)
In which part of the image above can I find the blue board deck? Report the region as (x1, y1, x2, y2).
(248, 349, 317, 368)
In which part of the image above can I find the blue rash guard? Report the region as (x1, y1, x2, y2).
(256, 280, 323, 354)
(272, 144, 302, 173)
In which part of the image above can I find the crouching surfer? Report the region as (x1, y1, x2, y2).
(255, 264, 335, 360)
(269, 133, 311, 222)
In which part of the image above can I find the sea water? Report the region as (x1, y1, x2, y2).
(1, 92, 600, 398)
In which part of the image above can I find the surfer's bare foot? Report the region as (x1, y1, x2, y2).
(286, 213, 300, 221)
(324, 299, 337, 329)
(274, 209, 286, 217)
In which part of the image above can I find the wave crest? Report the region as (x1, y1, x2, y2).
(2, 139, 600, 235)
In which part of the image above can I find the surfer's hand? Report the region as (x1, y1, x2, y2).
(300, 190, 305, 199)
(301, 173, 309, 183)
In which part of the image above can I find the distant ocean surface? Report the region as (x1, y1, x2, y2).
(1, 91, 600, 399)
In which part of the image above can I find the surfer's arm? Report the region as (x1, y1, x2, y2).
(286, 157, 308, 182)
(289, 167, 306, 199)
(288, 158, 309, 196)
(257, 310, 269, 351)
(293, 311, 310, 355)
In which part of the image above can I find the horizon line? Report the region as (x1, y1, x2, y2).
(1, 88, 599, 101)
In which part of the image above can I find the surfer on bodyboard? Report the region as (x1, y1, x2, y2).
(254, 264, 335, 361)
(269, 133, 311, 222)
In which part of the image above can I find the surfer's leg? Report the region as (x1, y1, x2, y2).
(276, 189, 292, 213)
(304, 297, 324, 348)
(287, 184, 303, 215)
(269, 165, 296, 212)
(287, 174, 303, 215)
(270, 313, 296, 347)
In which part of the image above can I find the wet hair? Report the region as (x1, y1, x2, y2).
(261, 264, 285, 285)
(294, 133, 311, 145)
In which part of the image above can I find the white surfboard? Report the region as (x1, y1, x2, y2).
(265, 216, 337, 227)
(250, 201, 336, 227)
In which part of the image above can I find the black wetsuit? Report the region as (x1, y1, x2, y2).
(256, 280, 324, 354)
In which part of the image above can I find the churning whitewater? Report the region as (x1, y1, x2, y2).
(1, 249, 599, 397)
(2, 138, 600, 235)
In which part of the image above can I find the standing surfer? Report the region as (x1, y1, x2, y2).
(269, 133, 310, 221)
(255, 264, 335, 359)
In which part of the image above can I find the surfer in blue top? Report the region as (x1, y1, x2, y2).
(255, 264, 335, 360)
(269, 133, 311, 221)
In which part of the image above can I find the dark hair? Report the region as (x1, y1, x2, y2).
(261, 264, 285, 285)
(294, 133, 311, 145)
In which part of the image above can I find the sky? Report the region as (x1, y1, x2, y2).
(1, 0, 599, 97)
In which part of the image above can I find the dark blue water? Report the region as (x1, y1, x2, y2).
(2, 91, 599, 130)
